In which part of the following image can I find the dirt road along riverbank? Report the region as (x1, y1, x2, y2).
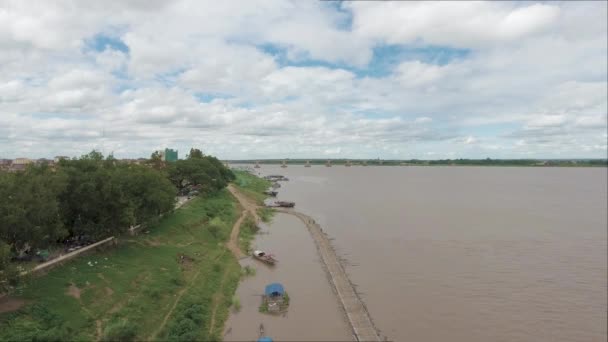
(226, 185, 261, 259)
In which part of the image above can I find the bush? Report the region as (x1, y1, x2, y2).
(240, 265, 256, 277)
(101, 320, 138, 342)
(231, 296, 241, 312)
(207, 217, 224, 239)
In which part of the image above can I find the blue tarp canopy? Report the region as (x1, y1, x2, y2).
(265, 283, 284, 297)
(258, 337, 273, 342)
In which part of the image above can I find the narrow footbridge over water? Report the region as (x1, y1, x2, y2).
(276, 208, 383, 342)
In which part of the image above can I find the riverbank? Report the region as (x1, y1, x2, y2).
(0, 189, 243, 341)
(223, 213, 353, 341)
(276, 208, 382, 341)
(225, 171, 379, 341)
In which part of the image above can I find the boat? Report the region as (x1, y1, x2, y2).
(262, 283, 288, 313)
(263, 190, 278, 197)
(253, 250, 277, 265)
(274, 201, 295, 208)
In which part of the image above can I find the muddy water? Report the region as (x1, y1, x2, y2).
(223, 213, 352, 341)
(246, 165, 607, 342)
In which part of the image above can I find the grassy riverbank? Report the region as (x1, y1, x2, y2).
(233, 170, 271, 205)
(0, 190, 241, 341)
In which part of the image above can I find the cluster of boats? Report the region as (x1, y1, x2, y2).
(251, 173, 296, 342)
(263, 174, 296, 208)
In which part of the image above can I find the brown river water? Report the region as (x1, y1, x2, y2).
(226, 166, 607, 342)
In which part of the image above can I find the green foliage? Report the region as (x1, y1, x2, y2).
(166, 155, 234, 193)
(0, 241, 19, 292)
(240, 265, 256, 278)
(239, 214, 258, 254)
(0, 166, 68, 251)
(0, 147, 233, 261)
(59, 154, 177, 240)
(187, 148, 204, 159)
(231, 296, 241, 312)
(283, 291, 290, 306)
(257, 207, 275, 223)
(208, 217, 225, 239)
(1, 191, 242, 341)
(233, 170, 272, 205)
(0, 304, 73, 341)
(101, 320, 138, 342)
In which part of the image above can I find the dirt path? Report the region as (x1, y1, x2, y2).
(0, 296, 27, 314)
(226, 184, 261, 260)
(207, 260, 232, 336)
(148, 267, 203, 341)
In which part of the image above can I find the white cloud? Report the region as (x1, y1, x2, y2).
(0, 0, 606, 159)
(347, 2, 561, 47)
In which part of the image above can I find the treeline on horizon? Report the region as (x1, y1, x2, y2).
(230, 158, 608, 166)
(0, 148, 234, 289)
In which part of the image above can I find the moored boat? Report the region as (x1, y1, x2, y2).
(274, 201, 295, 208)
(253, 250, 277, 265)
(263, 190, 278, 197)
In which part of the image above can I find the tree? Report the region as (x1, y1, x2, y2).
(149, 151, 164, 170)
(59, 152, 176, 239)
(187, 148, 204, 159)
(0, 165, 68, 252)
(166, 157, 233, 193)
(0, 240, 19, 291)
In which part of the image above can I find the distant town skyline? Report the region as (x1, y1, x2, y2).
(0, 1, 606, 160)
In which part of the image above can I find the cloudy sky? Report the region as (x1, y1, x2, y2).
(0, 1, 606, 160)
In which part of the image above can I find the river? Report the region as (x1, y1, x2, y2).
(227, 165, 607, 342)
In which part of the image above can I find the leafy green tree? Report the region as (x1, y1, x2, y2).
(0, 165, 68, 251)
(59, 152, 176, 239)
(149, 151, 164, 170)
(187, 148, 204, 159)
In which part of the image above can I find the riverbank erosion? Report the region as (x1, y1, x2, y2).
(275, 208, 382, 342)
(0, 190, 244, 341)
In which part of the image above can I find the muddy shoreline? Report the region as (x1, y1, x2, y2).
(223, 211, 353, 341)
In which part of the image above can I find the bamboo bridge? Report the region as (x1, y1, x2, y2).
(275, 208, 383, 342)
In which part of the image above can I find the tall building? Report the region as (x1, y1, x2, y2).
(160, 148, 178, 162)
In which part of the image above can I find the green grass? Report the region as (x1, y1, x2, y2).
(0, 189, 242, 342)
(238, 214, 258, 254)
(240, 265, 256, 278)
(257, 207, 275, 223)
(231, 295, 241, 312)
(233, 170, 272, 205)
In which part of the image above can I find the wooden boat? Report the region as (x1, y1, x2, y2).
(275, 201, 295, 208)
(253, 250, 277, 265)
(263, 283, 288, 313)
(263, 190, 278, 197)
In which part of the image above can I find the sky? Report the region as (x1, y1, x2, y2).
(0, 0, 606, 160)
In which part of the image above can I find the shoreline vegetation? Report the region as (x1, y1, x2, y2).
(0, 152, 273, 341)
(228, 158, 608, 167)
